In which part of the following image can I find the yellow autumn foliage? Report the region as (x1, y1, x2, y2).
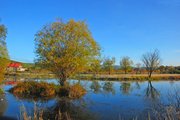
(0, 24, 9, 83)
(35, 19, 100, 86)
(0, 58, 9, 82)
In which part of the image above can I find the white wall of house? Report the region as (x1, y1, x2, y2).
(17, 67, 26, 72)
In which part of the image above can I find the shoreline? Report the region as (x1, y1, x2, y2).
(4, 72, 180, 81)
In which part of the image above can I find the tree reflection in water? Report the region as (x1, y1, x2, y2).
(43, 98, 97, 120)
(90, 81, 101, 94)
(120, 82, 131, 95)
(135, 81, 141, 90)
(102, 81, 115, 94)
(145, 81, 160, 100)
(0, 94, 7, 116)
(0, 91, 14, 120)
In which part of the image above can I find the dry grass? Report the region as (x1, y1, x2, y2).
(149, 87, 180, 120)
(69, 83, 86, 98)
(19, 104, 72, 120)
(9, 81, 56, 98)
(58, 83, 86, 99)
(10, 81, 87, 99)
(97, 73, 180, 79)
(76, 74, 180, 81)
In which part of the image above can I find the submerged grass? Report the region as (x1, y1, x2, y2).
(19, 104, 71, 120)
(19, 105, 43, 120)
(20, 105, 179, 120)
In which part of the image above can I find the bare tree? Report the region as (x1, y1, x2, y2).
(142, 49, 161, 78)
(145, 81, 160, 100)
(135, 63, 141, 74)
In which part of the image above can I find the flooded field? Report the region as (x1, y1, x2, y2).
(0, 78, 180, 120)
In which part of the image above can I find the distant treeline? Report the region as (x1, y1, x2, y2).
(21, 62, 180, 75)
(85, 65, 180, 74)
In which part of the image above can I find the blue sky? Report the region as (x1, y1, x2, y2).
(0, 0, 180, 65)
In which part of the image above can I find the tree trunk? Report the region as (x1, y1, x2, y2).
(125, 69, 127, 74)
(93, 72, 96, 79)
(148, 80, 152, 88)
(148, 72, 152, 78)
(59, 77, 67, 86)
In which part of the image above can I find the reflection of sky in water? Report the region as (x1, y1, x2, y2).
(0, 79, 180, 120)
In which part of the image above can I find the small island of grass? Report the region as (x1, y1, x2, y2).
(9, 81, 86, 99)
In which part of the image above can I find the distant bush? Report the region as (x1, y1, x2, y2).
(58, 83, 86, 99)
(69, 83, 86, 98)
(9, 81, 56, 98)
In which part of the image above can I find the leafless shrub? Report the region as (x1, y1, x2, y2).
(150, 87, 180, 120)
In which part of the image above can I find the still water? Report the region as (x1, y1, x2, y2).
(0, 78, 180, 120)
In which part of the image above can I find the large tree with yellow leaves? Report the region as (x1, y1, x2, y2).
(35, 19, 100, 86)
(0, 23, 9, 82)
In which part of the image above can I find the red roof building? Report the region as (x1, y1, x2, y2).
(7, 62, 26, 72)
(8, 62, 22, 68)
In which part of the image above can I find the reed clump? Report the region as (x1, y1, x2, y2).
(9, 81, 56, 98)
(58, 83, 86, 99)
(10, 81, 86, 99)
